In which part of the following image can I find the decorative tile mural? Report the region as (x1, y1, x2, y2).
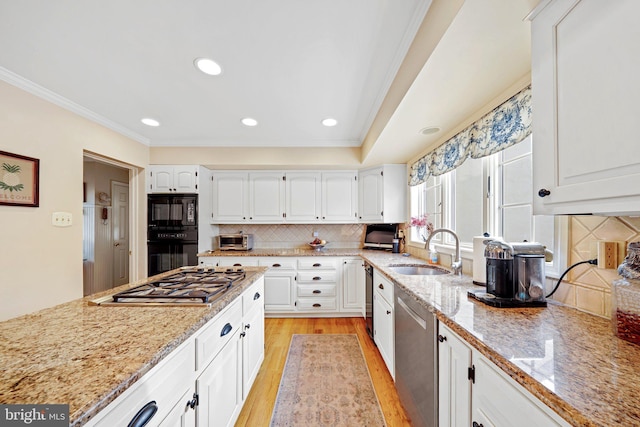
(217, 224, 365, 249)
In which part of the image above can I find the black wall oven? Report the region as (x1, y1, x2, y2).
(147, 194, 198, 276)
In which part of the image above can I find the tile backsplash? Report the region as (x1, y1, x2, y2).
(217, 224, 365, 249)
(551, 216, 640, 319)
(220, 217, 640, 319)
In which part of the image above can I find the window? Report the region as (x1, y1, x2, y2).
(409, 135, 563, 276)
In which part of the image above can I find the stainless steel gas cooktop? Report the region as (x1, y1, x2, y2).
(91, 267, 246, 307)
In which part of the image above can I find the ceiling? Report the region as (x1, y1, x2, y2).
(0, 0, 538, 166)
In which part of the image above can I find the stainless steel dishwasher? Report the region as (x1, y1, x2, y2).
(394, 284, 437, 427)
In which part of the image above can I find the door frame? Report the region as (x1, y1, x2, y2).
(83, 151, 141, 282)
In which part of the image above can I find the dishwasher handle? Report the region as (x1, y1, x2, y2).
(396, 296, 427, 330)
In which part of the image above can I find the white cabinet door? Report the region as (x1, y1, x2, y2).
(173, 166, 199, 193)
(358, 167, 383, 222)
(341, 258, 364, 313)
(263, 271, 296, 312)
(531, 0, 640, 215)
(242, 290, 265, 400)
(471, 351, 570, 427)
(373, 292, 394, 378)
(148, 165, 198, 193)
(285, 172, 321, 222)
(322, 171, 358, 222)
(211, 172, 249, 223)
(249, 172, 285, 222)
(158, 386, 197, 427)
(197, 329, 243, 427)
(438, 323, 472, 427)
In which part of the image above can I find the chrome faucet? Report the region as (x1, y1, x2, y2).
(425, 228, 462, 275)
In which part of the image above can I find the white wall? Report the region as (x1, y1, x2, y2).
(0, 81, 149, 321)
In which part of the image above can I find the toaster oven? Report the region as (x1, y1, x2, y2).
(218, 233, 254, 251)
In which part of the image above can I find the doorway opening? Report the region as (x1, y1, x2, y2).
(83, 153, 139, 296)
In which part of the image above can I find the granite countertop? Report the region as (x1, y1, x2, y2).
(2, 248, 639, 426)
(0, 267, 267, 426)
(359, 251, 640, 427)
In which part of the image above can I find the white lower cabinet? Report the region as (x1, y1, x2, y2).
(197, 328, 243, 427)
(85, 281, 264, 427)
(341, 257, 365, 314)
(372, 269, 394, 378)
(438, 323, 570, 427)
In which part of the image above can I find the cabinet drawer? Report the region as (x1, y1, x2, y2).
(89, 342, 194, 427)
(297, 284, 337, 297)
(195, 299, 242, 371)
(297, 258, 337, 270)
(297, 271, 337, 284)
(216, 257, 259, 267)
(296, 297, 337, 311)
(259, 257, 296, 269)
(243, 277, 265, 316)
(373, 270, 394, 305)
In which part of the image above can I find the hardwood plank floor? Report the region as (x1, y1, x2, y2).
(235, 317, 411, 426)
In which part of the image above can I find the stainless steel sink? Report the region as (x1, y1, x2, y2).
(388, 264, 451, 276)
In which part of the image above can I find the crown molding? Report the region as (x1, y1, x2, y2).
(0, 67, 150, 146)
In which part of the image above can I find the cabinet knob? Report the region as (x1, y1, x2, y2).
(253, 292, 261, 300)
(245, 323, 251, 330)
(240, 331, 246, 338)
(386, 310, 391, 315)
(472, 422, 484, 427)
(538, 188, 551, 197)
(438, 334, 447, 342)
(378, 284, 384, 290)
(187, 393, 199, 410)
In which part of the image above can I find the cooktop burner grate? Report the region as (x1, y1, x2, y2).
(111, 268, 246, 304)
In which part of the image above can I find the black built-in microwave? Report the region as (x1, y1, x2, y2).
(147, 194, 197, 229)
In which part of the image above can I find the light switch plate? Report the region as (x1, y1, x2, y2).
(52, 212, 73, 227)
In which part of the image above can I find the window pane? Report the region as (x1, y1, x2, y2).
(454, 158, 483, 244)
(503, 205, 533, 242)
(502, 156, 531, 206)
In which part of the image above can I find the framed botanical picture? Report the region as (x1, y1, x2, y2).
(0, 150, 40, 207)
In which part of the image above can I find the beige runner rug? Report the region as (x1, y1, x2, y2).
(270, 334, 387, 427)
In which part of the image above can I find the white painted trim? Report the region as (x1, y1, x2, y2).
(0, 67, 150, 146)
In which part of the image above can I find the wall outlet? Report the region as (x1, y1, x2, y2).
(312, 231, 319, 237)
(592, 240, 626, 269)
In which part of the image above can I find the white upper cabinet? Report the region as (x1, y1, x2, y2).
(249, 172, 285, 222)
(285, 172, 322, 222)
(148, 165, 199, 193)
(211, 172, 249, 222)
(531, 0, 640, 215)
(358, 165, 407, 223)
(321, 171, 358, 222)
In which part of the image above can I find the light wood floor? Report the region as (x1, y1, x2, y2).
(235, 317, 411, 426)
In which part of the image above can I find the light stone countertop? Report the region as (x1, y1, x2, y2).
(0, 267, 267, 426)
(2, 248, 639, 426)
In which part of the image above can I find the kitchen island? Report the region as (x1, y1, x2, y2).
(0, 267, 267, 426)
(204, 248, 640, 426)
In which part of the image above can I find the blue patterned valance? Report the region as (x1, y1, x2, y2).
(409, 84, 532, 186)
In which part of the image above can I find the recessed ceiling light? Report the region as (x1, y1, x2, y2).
(420, 126, 440, 135)
(321, 118, 338, 127)
(194, 58, 222, 76)
(241, 117, 258, 127)
(141, 118, 160, 127)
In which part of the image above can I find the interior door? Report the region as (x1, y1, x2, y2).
(112, 181, 129, 286)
